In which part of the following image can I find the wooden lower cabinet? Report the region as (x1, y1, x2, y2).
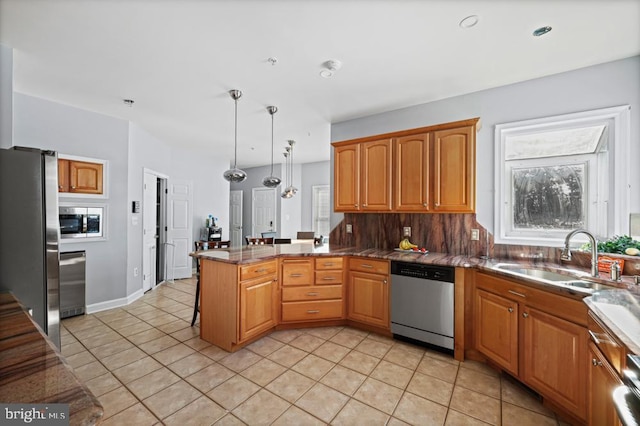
(474, 289, 518, 376)
(200, 259, 277, 351)
(521, 307, 587, 420)
(280, 257, 344, 323)
(588, 342, 623, 426)
(474, 272, 588, 422)
(347, 257, 389, 329)
(239, 275, 278, 342)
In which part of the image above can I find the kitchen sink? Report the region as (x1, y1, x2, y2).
(491, 263, 616, 294)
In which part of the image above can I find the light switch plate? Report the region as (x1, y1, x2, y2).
(346, 224, 352, 234)
(471, 229, 480, 241)
(403, 227, 411, 237)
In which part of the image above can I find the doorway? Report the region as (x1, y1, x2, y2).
(230, 190, 243, 247)
(143, 170, 168, 292)
(252, 188, 276, 237)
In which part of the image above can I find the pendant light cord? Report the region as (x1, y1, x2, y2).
(270, 113, 274, 175)
(233, 97, 238, 168)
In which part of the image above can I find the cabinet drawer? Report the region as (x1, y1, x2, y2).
(475, 272, 588, 326)
(281, 260, 313, 286)
(282, 300, 343, 322)
(315, 270, 343, 285)
(588, 312, 626, 374)
(349, 257, 389, 275)
(315, 257, 343, 270)
(282, 285, 342, 302)
(240, 260, 278, 281)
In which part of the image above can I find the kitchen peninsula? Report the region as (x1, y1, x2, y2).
(192, 243, 473, 355)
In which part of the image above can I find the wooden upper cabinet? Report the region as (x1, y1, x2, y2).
(333, 118, 478, 213)
(394, 133, 430, 211)
(360, 139, 392, 211)
(334, 143, 360, 211)
(432, 126, 475, 213)
(58, 159, 70, 192)
(58, 159, 104, 195)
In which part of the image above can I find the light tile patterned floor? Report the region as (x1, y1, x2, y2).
(61, 277, 569, 425)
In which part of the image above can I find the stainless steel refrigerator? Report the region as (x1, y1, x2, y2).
(0, 147, 61, 349)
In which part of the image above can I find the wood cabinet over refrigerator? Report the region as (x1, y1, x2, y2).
(333, 118, 478, 213)
(58, 159, 104, 194)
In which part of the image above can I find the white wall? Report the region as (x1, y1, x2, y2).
(331, 56, 640, 235)
(127, 123, 230, 295)
(13, 93, 130, 305)
(0, 44, 12, 149)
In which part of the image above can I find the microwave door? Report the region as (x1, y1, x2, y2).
(59, 214, 86, 238)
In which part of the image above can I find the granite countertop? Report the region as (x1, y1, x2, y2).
(0, 293, 103, 425)
(193, 242, 640, 353)
(585, 290, 640, 355)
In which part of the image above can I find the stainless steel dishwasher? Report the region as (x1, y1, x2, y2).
(390, 261, 455, 351)
(60, 250, 86, 319)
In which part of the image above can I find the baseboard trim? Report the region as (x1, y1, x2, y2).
(86, 288, 145, 314)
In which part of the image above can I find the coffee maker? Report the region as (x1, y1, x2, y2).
(207, 226, 222, 242)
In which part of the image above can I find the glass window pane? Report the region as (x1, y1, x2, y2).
(512, 164, 585, 230)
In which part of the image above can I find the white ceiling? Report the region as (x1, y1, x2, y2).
(1, 0, 638, 168)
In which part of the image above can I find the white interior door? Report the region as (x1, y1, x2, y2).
(142, 172, 157, 291)
(252, 188, 276, 236)
(230, 190, 243, 247)
(167, 180, 193, 279)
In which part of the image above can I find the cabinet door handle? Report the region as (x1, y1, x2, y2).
(363, 204, 367, 207)
(355, 203, 358, 208)
(522, 312, 529, 318)
(423, 203, 428, 207)
(360, 264, 373, 269)
(508, 290, 526, 298)
(592, 358, 603, 367)
(290, 273, 303, 277)
(306, 292, 319, 296)
(307, 310, 320, 314)
(383, 279, 388, 284)
(588, 330, 618, 347)
(71, 186, 76, 189)
(322, 277, 336, 281)
(508, 307, 514, 313)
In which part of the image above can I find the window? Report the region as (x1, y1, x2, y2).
(495, 106, 630, 246)
(312, 185, 330, 238)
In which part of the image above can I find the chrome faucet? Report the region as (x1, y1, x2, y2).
(560, 229, 599, 277)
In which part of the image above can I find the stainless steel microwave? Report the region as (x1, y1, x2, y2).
(59, 206, 103, 239)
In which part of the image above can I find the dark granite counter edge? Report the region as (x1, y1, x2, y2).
(0, 293, 104, 425)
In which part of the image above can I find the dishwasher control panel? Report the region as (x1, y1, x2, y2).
(391, 261, 454, 283)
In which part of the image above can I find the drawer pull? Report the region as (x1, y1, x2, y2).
(588, 330, 618, 347)
(255, 268, 267, 273)
(324, 263, 334, 266)
(360, 264, 373, 269)
(508, 290, 526, 298)
(290, 273, 303, 278)
(592, 358, 603, 367)
(307, 310, 320, 314)
(306, 292, 319, 296)
(322, 277, 336, 281)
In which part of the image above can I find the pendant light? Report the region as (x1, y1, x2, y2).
(223, 89, 247, 183)
(262, 106, 281, 188)
(281, 139, 298, 198)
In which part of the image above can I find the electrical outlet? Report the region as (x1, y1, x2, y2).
(403, 227, 411, 237)
(133, 267, 139, 277)
(471, 229, 480, 241)
(346, 224, 352, 234)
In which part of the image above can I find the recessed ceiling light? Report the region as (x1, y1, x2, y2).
(459, 15, 479, 29)
(533, 26, 552, 37)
